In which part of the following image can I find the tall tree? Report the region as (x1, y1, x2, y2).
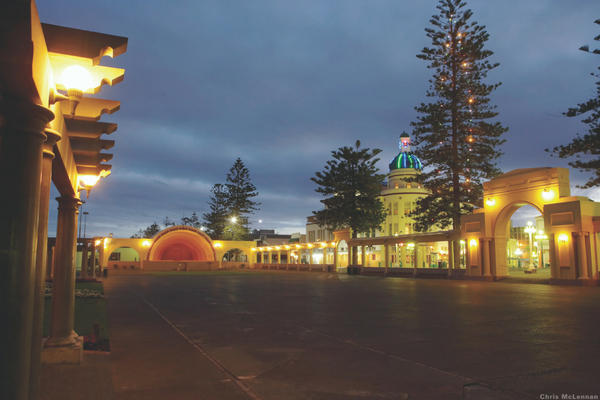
(547, 19, 600, 188)
(311, 140, 387, 265)
(410, 0, 507, 232)
(224, 158, 260, 240)
(202, 184, 229, 240)
(162, 216, 175, 229)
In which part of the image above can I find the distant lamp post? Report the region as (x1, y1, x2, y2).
(82, 211, 89, 238)
(230, 216, 237, 223)
(524, 221, 536, 267)
(535, 230, 547, 268)
(61, 65, 92, 117)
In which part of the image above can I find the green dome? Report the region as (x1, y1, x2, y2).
(389, 152, 423, 171)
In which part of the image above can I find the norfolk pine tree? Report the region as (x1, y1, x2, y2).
(202, 183, 229, 240)
(548, 19, 600, 188)
(311, 140, 387, 265)
(224, 158, 260, 240)
(410, 0, 507, 232)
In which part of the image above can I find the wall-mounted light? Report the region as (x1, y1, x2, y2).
(95, 240, 101, 246)
(61, 65, 92, 117)
(542, 188, 554, 201)
(142, 240, 150, 247)
(78, 170, 110, 198)
(214, 243, 222, 248)
(558, 234, 569, 243)
(485, 197, 496, 206)
(469, 239, 477, 247)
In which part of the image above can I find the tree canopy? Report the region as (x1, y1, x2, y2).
(547, 19, 600, 188)
(410, 0, 507, 232)
(202, 158, 260, 240)
(311, 140, 387, 263)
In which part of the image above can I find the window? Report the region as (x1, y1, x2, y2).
(394, 182, 399, 189)
(404, 202, 411, 215)
(393, 202, 398, 215)
(407, 182, 412, 188)
(394, 223, 398, 235)
(405, 224, 411, 235)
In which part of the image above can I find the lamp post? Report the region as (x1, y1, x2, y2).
(524, 221, 537, 268)
(515, 248, 523, 269)
(535, 230, 547, 268)
(83, 211, 89, 238)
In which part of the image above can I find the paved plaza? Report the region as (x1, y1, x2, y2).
(44, 271, 600, 399)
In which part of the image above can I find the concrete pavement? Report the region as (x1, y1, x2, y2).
(43, 270, 600, 399)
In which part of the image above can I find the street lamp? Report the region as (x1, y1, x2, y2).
(524, 221, 537, 268)
(535, 230, 548, 268)
(83, 212, 89, 238)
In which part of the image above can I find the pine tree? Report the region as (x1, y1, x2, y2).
(130, 222, 161, 238)
(181, 211, 201, 229)
(202, 184, 229, 239)
(224, 158, 260, 240)
(410, 0, 507, 232)
(311, 140, 387, 264)
(547, 19, 600, 188)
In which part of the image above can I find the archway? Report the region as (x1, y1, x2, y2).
(337, 240, 348, 269)
(222, 248, 248, 262)
(494, 202, 550, 280)
(148, 226, 216, 261)
(461, 168, 572, 281)
(109, 246, 140, 262)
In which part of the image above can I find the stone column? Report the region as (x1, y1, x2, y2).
(0, 99, 53, 400)
(29, 128, 61, 400)
(309, 248, 313, 269)
(483, 238, 492, 278)
(360, 245, 365, 267)
(577, 232, 590, 280)
(413, 244, 420, 276)
(43, 195, 82, 362)
(548, 233, 557, 279)
(400, 244, 406, 268)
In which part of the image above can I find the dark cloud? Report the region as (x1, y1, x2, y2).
(39, 0, 600, 237)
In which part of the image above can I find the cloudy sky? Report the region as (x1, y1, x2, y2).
(38, 0, 599, 238)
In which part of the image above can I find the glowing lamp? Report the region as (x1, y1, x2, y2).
(62, 65, 92, 117)
(230, 217, 237, 223)
(469, 239, 477, 247)
(558, 234, 568, 243)
(78, 174, 101, 199)
(142, 240, 150, 247)
(321, 242, 326, 247)
(95, 240, 101, 246)
(542, 189, 554, 201)
(214, 243, 222, 248)
(485, 197, 496, 206)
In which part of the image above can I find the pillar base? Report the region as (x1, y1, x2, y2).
(41, 337, 83, 364)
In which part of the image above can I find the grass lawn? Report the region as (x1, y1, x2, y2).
(43, 282, 110, 340)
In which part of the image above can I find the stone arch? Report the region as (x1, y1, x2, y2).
(222, 248, 248, 262)
(147, 226, 216, 262)
(461, 167, 600, 285)
(109, 246, 140, 262)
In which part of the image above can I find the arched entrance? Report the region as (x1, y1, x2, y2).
(109, 246, 140, 261)
(461, 167, 600, 286)
(147, 226, 216, 262)
(222, 248, 248, 262)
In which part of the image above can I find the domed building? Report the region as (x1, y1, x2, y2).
(378, 133, 430, 237)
